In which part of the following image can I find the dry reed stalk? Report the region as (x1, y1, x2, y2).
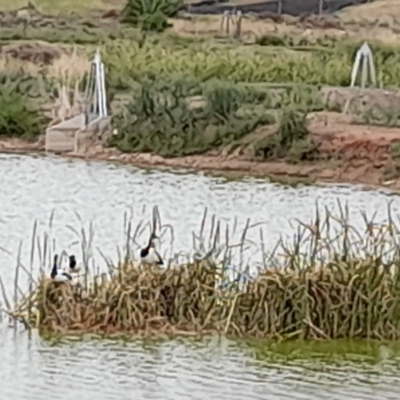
(3, 202, 400, 340)
(47, 48, 90, 124)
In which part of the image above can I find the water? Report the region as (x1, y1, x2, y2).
(1, 153, 400, 399)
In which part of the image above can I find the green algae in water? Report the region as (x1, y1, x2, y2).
(246, 339, 400, 365)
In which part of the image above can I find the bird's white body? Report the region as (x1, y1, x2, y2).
(141, 247, 163, 265)
(52, 269, 72, 282)
(50, 254, 73, 282)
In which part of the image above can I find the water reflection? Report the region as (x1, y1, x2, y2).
(1, 154, 400, 289)
(0, 328, 399, 400)
(1, 154, 400, 399)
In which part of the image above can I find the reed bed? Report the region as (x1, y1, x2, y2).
(3, 202, 400, 340)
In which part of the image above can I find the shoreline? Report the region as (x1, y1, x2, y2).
(1, 137, 400, 192)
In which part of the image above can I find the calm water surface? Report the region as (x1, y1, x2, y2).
(1, 153, 400, 399)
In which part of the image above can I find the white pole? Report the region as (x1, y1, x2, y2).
(94, 50, 104, 117)
(366, 45, 377, 86)
(92, 63, 97, 116)
(90, 62, 96, 116)
(100, 61, 107, 117)
(350, 50, 361, 88)
(361, 54, 368, 88)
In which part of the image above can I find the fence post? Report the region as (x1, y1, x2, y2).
(318, 0, 323, 15)
(277, 0, 282, 15)
(234, 10, 242, 39)
(221, 10, 230, 34)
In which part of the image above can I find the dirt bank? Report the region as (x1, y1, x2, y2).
(2, 112, 400, 191)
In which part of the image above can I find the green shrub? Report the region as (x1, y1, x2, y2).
(110, 80, 273, 157)
(121, 0, 182, 32)
(0, 86, 45, 140)
(253, 107, 319, 162)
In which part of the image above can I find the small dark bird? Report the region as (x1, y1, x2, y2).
(140, 233, 163, 265)
(50, 254, 72, 282)
(68, 255, 81, 273)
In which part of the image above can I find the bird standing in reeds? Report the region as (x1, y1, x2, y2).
(140, 233, 163, 265)
(50, 254, 72, 282)
(68, 255, 81, 274)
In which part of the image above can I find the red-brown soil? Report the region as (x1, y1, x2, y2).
(1, 112, 400, 191)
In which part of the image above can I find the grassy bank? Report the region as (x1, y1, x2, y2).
(4, 204, 400, 340)
(2, 3, 400, 87)
(103, 38, 400, 87)
(109, 79, 319, 160)
(5, 30, 400, 87)
(1, 2, 400, 165)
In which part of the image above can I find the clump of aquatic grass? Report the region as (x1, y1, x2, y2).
(34, 259, 222, 335)
(4, 202, 400, 340)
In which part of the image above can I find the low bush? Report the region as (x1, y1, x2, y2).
(252, 107, 320, 163)
(121, 0, 182, 32)
(110, 80, 273, 157)
(0, 85, 46, 140)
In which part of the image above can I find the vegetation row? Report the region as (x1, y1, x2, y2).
(5, 205, 400, 341)
(2, 67, 400, 161)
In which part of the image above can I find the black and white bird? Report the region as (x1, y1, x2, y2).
(50, 254, 72, 282)
(140, 233, 163, 265)
(68, 255, 81, 274)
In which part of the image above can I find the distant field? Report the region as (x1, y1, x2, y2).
(0, 0, 125, 14)
(0, 0, 376, 15)
(0, 0, 397, 23)
(340, 0, 400, 20)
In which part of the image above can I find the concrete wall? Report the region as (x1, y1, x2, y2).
(45, 113, 112, 154)
(45, 127, 76, 153)
(74, 116, 112, 154)
(45, 114, 85, 153)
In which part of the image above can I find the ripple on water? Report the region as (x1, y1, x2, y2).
(1, 154, 400, 284)
(1, 154, 400, 400)
(0, 329, 400, 400)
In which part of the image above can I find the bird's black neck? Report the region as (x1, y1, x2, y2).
(140, 245, 150, 258)
(51, 256, 58, 278)
(69, 257, 76, 269)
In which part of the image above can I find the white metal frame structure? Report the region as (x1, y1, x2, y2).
(84, 49, 108, 123)
(350, 42, 376, 89)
